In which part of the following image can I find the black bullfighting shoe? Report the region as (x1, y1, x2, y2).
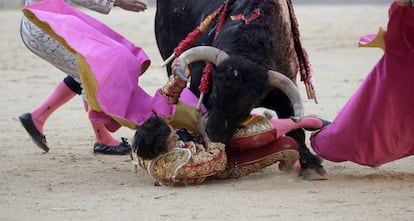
(19, 113, 49, 152)
(304, 117, 332, 131)
(93, 137, 131, 155)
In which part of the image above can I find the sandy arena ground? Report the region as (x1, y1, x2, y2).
(1, 3, 413, 221)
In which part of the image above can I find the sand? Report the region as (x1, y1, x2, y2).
(0, 3, 413, 221)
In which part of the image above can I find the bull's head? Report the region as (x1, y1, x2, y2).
(173, 46, 303, 143)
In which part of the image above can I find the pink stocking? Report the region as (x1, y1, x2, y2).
(31, 81, 77, 134)
(270, 117, 324, 139)
(83, 102, 120, 146)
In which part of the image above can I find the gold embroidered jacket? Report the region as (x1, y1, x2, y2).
(138, 141, 227, 186)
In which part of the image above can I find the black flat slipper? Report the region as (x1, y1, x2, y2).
(304, 118, 332, 131)
(93, 137, 131, 155)
(19, 113, 49, 152)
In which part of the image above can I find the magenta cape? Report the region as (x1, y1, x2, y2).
(23, 0, 154, 130)
(311, 3, 414, 167)
(23, 0, 206, 131)
(22, 0, 157, 130)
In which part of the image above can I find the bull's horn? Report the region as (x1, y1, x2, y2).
(267, 70, 304, 119)
(174, 46, 229, 81)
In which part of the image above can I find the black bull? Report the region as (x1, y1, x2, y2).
(155, 0, 325, 178)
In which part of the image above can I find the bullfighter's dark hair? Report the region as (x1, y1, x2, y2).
(132, 113, 171, 160)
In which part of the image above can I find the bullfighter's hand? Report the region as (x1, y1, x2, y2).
(171, 58, 191, 81)
(160, 74, 187, 104)
(114, 0, 147, 12)
(395, 0, 411, 7)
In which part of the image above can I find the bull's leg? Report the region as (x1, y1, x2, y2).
(262, 91, 326, 180)
(286, 129, 327, 180)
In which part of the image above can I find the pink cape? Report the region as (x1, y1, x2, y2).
(23, 0, 206, 130)
(311, 3, 414, 167)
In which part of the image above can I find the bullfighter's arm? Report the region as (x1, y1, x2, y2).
(71, 0, 146, 14)
(70, 0, 115, 14)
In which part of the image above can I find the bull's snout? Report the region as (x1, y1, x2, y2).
(206, 126, 233, 143)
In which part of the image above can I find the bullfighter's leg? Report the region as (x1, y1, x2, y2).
(83, 102, 131, 155)
(19, 76, 79, 152)
(270, 117, 330, 139)
(213, 136, 299, 179)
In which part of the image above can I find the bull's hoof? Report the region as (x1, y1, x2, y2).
(299, 167, 327, 180)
